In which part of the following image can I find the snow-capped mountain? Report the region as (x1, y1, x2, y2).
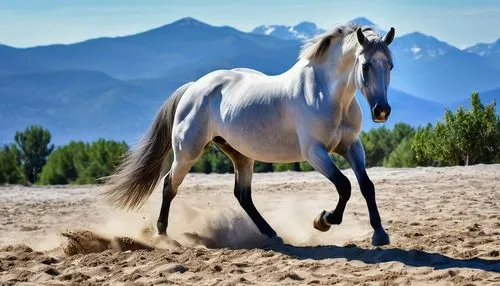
(389, 32, 500, 103)
(252, 17, 385, 41)
(464, 39, 500, 69)
(252, 21, 325, 41)
(465, 39, 500, 56)
(391, 32, 458, 61)
(348, 17, 385, 34)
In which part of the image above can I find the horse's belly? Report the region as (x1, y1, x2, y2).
(224, 132, 303, 163)
(214, 111, 303, 163)
(226, 129, 303, 163)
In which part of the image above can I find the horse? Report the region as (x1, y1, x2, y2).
(104, 23, 396, 247)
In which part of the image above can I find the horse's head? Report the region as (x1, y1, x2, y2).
(354, 27, 395, 123)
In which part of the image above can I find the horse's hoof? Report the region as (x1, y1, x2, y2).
(313, 210, 331, 232)
(372, 228, 390, 246)
(157, 222, 167, 236)
(156, 230, 167, 236)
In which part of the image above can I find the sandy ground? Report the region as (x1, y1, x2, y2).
(0, 165, 499, 285)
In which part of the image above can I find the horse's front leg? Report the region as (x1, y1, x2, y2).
(303, 143, 352, 232)
(344, 139, 390, 246)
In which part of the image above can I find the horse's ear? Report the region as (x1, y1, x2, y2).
(383, 27, 395, 45)
(356, 28, 366, 46)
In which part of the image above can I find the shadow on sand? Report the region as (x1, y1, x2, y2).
(266, 244, 500, 273)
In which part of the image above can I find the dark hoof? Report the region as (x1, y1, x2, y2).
(157, 222, 167, 236)
(372, 228, 390, 246)
(313, 210, 331, 232)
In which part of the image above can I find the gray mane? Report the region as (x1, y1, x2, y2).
(299, 23, 383, 62)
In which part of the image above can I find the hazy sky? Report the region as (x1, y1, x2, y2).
(1, 0, 500, 48)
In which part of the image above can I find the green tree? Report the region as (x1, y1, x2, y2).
(361, 123, 415, 167)
(384, 138, 418, 168)
(76, 139, 128, 184)
(15, 126, 54, 183)
(0, 144, 26, 184)
(391, 123, 415, 146)
(38, 139, 127, 185)
(411, 124, 438, 166)
(361, 127, 395, 167)
(331, 154, 350, 170)
(273, 163, 297, 172)
(411, 93, 499, 166)
(299, 161, 315, 171)
(191, 147, 214, 174)
(254, 162, 274, 173)
(38, 141, 88, 185)
(191, 144, 233, 174)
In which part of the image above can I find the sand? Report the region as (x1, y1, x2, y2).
(0, 165, 499, 285)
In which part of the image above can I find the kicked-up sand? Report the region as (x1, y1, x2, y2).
(0, 165, 499, 285)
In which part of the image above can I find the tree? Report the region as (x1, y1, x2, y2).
(191, 147, 214, 174)
(411, 124, 439, 166)
(391, 123, 415, 147)
(383, 138, 418, 168)
(15, 126, 54, 183)
(38, 141, 88, 185)
(0, 144, 26, 184)
(76, 139, 128, 184)
(38, 139, 127, 185)
(254, 162, 274, 173)
(331, 154, 350, 170)
(191, 144, 233, 174)
(411, 93, 499, 166)
(273, 163, 297, 172)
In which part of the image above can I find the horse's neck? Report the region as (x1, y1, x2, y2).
(310, 40, 359, 110)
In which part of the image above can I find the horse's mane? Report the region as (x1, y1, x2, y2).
(298, 23, 379, 63)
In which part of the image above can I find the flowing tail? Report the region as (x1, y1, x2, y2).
(103, 82, 193, 210)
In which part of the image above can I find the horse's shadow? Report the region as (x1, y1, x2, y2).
(264, 244, 500, 273)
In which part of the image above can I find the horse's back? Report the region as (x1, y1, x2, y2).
(231, 68, 266, 76)
(173, 68, 303, 162)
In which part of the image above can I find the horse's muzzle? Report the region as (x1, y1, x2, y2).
(371, 103, 391, 123)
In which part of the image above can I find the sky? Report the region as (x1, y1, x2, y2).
(1, 0, 500, 48)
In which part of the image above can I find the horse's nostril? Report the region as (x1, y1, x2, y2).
(372, 105, 381, 117)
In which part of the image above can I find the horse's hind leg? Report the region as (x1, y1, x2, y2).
(213, 137, 278, 238)
(157, 171, 174, 235)
(157, 135, 209, 235)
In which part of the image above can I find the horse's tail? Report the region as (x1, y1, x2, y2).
(103, 82, 193, 210)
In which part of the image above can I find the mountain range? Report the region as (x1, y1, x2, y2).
(0, 17, 499, 145)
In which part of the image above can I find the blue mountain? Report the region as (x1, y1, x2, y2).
(389, 32, 500, 103)
(464, 39, 500, 70)
(0, 18, 297, 79)
(253, 19, 500, 103)
(450, 87, 500, 112)
(0, 70, 162, 144)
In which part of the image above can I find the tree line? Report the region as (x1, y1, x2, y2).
(1, 93, 498, 185)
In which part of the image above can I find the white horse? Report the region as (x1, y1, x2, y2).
(104, 24, 396, 246)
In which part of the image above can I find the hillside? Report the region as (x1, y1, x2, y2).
(0, 70, 162, 144)
(0, 18, 298, 79)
